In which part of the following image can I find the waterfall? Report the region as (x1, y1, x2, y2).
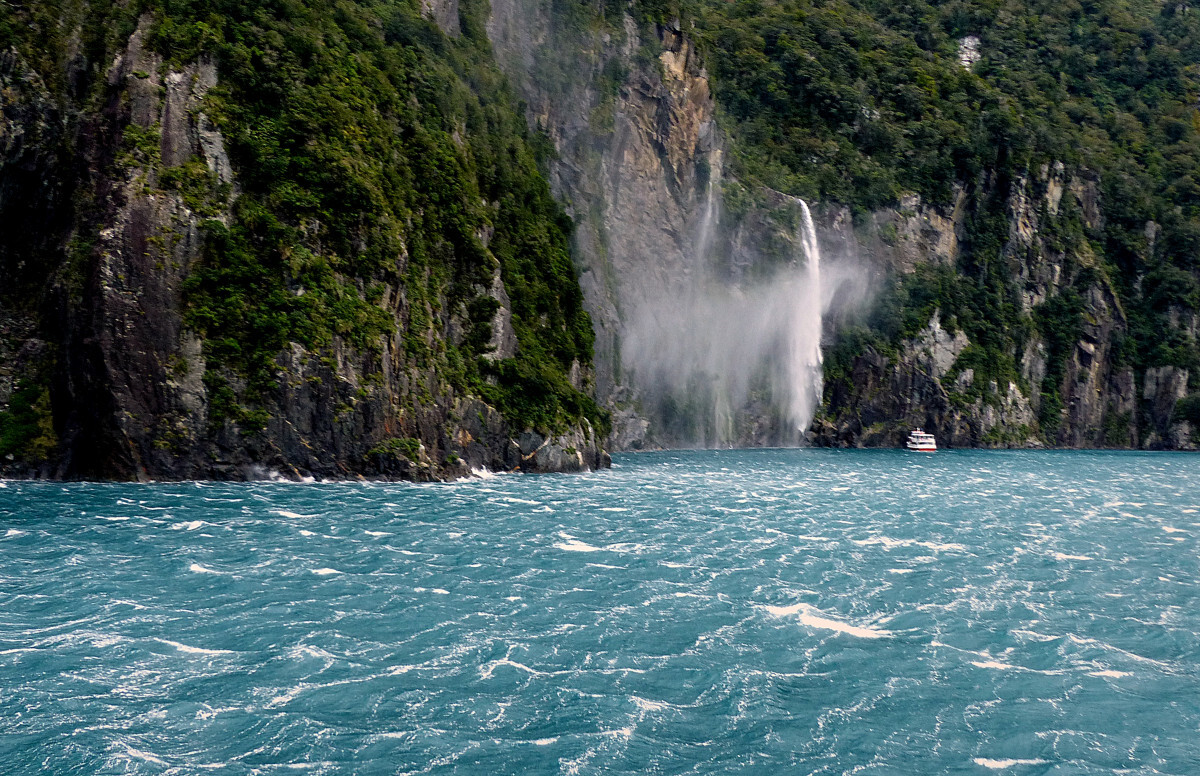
(787, 199, 824, 433)
(623, 177, 845, 447)
(695, 164, 719, 268)
(696, 159, 728, 445)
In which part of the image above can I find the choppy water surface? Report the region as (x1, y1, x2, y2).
(2, 449, 1199, 774)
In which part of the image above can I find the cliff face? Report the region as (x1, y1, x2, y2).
(5, 0, 1194, 473)
(487, 2, 722, 448)
(0, 6, 609, 480)
(487, 3, 828, 448)
(812, 168, 1193, 450)
(481, 2, 1195, 451)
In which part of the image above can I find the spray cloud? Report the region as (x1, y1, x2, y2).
(621, 178, 871, 447)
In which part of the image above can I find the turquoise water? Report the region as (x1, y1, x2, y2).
(2, 449, 1199, 774)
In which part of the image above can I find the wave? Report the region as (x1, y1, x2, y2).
(554, 539, 604, 553)
(1050, 551, 1092, 561)
(553, 532, 645, 554)
(631, 696, 669, 712)
(113, 742, 170, 767)
(479, 657, 547, 680)
(970, 659, 1015, 670)
(1066, 634, 1171, 669)
(290, 644, 338, 661)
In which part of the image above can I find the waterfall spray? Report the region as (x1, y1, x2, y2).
(787, 199, 824, 433)
(622, 184, 855, 448)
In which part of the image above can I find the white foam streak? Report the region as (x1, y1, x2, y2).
(553, 533, 644, 554)
(114, 743, 170, 767)
(765, 603, 892, 639)
(479, 658, 546, 680)
(971, 660, 1015, 671)
(554, 539, 603, 553)
(631, 696, 669, 712)
(853, 536, 967, 552)
(157, 639, 235, 656)
(973, 758, 1048, 769)
(291, 645, 337, 661)
(1066, 634, 1170, 668)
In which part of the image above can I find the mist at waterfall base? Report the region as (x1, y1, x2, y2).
(622, 198, 871, 447)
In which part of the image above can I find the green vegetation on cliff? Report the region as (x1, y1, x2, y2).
(2, 0, 603, 448)
(683, 0, 1200, 440)
(156, 0, 600, 432)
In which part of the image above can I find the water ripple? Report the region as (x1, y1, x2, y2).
(1, 449, 1197, 773)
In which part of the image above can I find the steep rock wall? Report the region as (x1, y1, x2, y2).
(487, 3, 722, 448)
(479, 0, 1194, 451)
(0, 13, 609, 480)
(813, 165, 1192, 450)
(488, 4, 854, 449)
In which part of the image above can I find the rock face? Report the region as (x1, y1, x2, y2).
(487, 3, 722, 448)
(0, 16, 609, 480)
(816, 314, 1037, 448)
(813, 164, 1192, 450)
(6, 1, 1190, 472)
(482, 3, 1194, 451)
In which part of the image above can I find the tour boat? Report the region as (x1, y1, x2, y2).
(906, 428, 937, 452)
